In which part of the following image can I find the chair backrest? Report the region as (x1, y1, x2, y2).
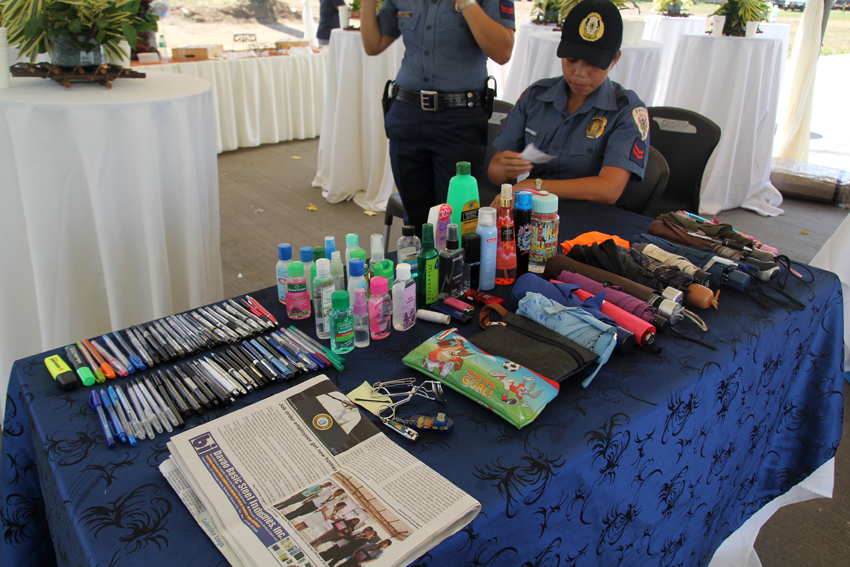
(478, 99, 515, 204)
(645, 106, 721, 218)
(615, 145, 669, 217)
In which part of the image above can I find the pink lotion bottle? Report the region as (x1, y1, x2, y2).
(368, 276, 392, 340)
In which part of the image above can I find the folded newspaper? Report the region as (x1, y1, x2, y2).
(161, 375, 480, 567)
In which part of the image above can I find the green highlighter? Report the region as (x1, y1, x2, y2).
(64, 344, 96, 386)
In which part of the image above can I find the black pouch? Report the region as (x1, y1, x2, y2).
(382, 80, 396, 119)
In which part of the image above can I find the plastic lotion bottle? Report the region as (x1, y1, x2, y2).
(529, 191, 560, 274)
(393, 262, 417, 331)
(369, 234, 384, 278)
(347, 258, 367, 299)
(447, 161, 480, 238)
(311, 246, 326, 286)
(439, 223, 465, 300)
(417, 223, 439, 308)
(476, 207, 498, 290)
(368, 276, 392, 340)
(496, 184, 517, 285)
(514, 190, 533, 278)
(353, 288, 370, 348)
(427, 203, 453, 251)
(312, 258, 334, 340)
(397, 225, 421, 280)
(329, 291, 355, 355)
(276, 243, 292, 305)
(285, 261, 311, 320)
(350, 248, 367, 292)
(330, 251, 345, 292)
(344, 233, 359, 281)
(299, 246, 314, 297)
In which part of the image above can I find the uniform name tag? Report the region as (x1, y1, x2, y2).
(524, 127, 538, 136)
(398, 11, 412, 17)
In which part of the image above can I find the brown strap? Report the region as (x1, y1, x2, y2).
(478, 303, 508, 328)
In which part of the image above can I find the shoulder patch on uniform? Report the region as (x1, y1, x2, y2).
(500, 0, 515, 20)
(630, 137, 646, 167)
(633, 107, 649, 141)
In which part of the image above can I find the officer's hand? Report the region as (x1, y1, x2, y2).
(497, 151, 533, 180)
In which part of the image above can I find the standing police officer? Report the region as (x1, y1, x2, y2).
(488, 0, 648, 205)
(360, 0, 515, 234)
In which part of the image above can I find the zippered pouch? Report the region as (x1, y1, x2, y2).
(402, 329, 559, 429)
(468, 303, 599, 385)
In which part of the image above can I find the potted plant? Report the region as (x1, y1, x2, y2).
(532, 0, 562, 24)
(653, 0, 693, 16)
(713, 0, 770, 36)
(348, 0, 382, 19)
(0, 0, 158, 65)
(557, 0, 637, 25)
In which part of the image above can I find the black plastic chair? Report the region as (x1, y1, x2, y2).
(383, 100, 515, 253)
(615, 145, 670, 217)
(645, 107, 721, 218)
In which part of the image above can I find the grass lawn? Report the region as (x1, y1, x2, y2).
(624, 1, 850, 56)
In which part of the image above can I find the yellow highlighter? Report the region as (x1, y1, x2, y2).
(44, 354, 81, 390)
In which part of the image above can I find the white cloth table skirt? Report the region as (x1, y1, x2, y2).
(812, 214, 850, 369)
(502, 21, 559, 104)
(665, 35, 785, 216)
(314, 29, 503, 212)
(0, 73, 222, 419)
(509, 32, 663, 106)
(144, 53, 327, 153)
(642, 15, 707, 105)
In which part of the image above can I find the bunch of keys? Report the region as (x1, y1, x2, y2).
(361, 378, 453, 441)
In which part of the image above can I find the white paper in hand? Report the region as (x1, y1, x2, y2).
(520, 143, 556, 164)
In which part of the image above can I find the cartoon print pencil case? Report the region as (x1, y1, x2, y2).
(402, 329, 559, 429)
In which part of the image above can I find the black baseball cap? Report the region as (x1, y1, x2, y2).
(557, 0, 623, 69)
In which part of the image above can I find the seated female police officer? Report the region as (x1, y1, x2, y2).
(488, 0, 649, 205)
(360, 0, 515, 234)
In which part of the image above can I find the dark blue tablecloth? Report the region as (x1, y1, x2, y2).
(2, 202, 844, 567)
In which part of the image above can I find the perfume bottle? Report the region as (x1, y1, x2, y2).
(438, 223, 465, 300)
(495, 184, 517, 285)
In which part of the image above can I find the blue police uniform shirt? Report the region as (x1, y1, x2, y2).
(377, 0, 515, 93)
(318, 0, 347, 41)
(494, 76, 650, 181)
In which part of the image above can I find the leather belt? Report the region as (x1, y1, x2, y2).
(393, 85, 483, 111)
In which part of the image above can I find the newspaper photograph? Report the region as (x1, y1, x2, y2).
(163, 375, 480, 567)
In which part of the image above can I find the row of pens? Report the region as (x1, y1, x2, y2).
(44, 295, 347, 448)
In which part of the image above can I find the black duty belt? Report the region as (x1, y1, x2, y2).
(393, 85, 483, 111)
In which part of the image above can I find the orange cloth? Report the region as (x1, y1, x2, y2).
(560, 232, 631, 255)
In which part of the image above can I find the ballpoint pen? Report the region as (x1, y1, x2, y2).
(137, 324, 168, 363)
(216, 350, 259, 389)
(144, 375, 181, 427)
(192, 312, 230, 343)
(90, 339, 129, 377)
(198, 358, 242, 396)
(228, 298, 273, 330)
(226, 345, 268, 386)
(224, 301, 264, 333)
(100, 388, 129, 444)
(168, 316, 202, 352)
(202, 307, 242, 341)
(111, 331, 146, 372)
(131, 379, 164, 434)
(101, 334, 136, 374)
(246, 295, 278, 324)
(203, 357, 248, 394)
(214, 304, 254, 337)
(239, 297, 275, 327)
(178, 314, 216, 348)
(210, 352, 256, 391)
(161, 370, 200, 416)
(273, 331, 318, 371)
(290, 325, 343, 369)
(110, 385, 144, 441)
(65, 345, 96, 386)
(81, 338, 117, 379)
(156, 319, 189, 355)
(249, 339, 293, 380)
(76, 340, 107, 383)
(150, 322, 180, 358)
(127, 327, 156, 367)
(238, 342, 280, 383)
(186, 362, 233, 405)
(123, 382, 154, 439)
(265, 334, 305, 373)
(158, 370, 192, 417)
(175, 365, 217, 407)
(151, 373, 187, 426)
(89, 390, 116, 448)
(283, 327, 331, 370)
(136, 378, 173, 433)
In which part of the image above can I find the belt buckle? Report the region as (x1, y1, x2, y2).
(420, 90, 438, 111)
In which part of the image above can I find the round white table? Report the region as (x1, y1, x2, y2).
(502, 21, 558, 104)
(0, 72, 223, 417)
(642, 15, 707, 105)
(665, 34, 785, 216)
(144, 52, 327, 154)
(506, 31, 663, 106)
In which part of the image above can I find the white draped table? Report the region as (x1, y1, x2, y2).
(665, 34, 784, 216)
(642, 15, 707, 105)
(143, 52, 327, 153)
(508, 32, 663, 106)
(0, 72, 223, 418)
(502, 21, 558, 104)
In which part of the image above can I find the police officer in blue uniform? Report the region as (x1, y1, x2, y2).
(488, 0, 649, 205)
(317, 0, 347, 46)
(360, 0, 516, 234)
